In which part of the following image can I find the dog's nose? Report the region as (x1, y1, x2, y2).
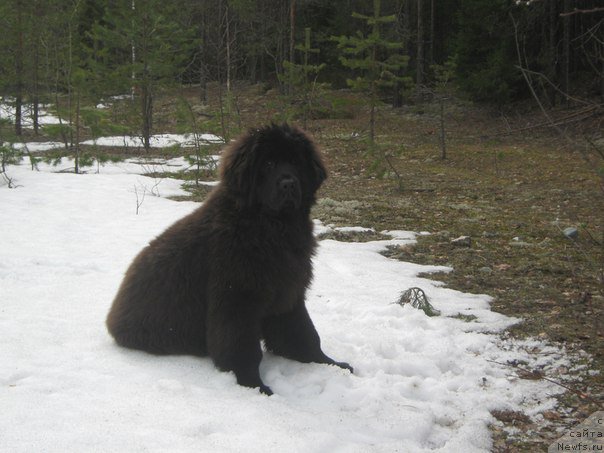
(279, 177, 296, 193)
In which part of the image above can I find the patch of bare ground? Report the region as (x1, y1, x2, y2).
(307, 98, 603, 452)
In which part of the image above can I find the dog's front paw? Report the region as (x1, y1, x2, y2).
(333, 361, 353, 373)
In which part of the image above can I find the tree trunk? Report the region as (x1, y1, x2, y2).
(562, 0, 570, 105)
(393, 0, 411, 108)
(75, 91, 80, 174)
(131, 0, 136, 100)
(277, 1, 289, 94)
(302, 27, 311, 128)
(142, 82, 152, 152)
(67, 12, 74, 151)
(548, 0, 557, 106)
(429, 0, 434, 65)
(403, 0, 411, 57)
(601, 55, 604, 103)
(217, 81, 228, 141)
(15, 0, 24, 136)
(416, 0, 424, 99)
(33, 43, 40, 134)
(289, 0, 296, 95)
(225, 2, 231, 94)
(289, 0, 296, 65)
(369, 0, 380, 143)
(32, 0, 41, 135)
(439, 99, 446, 160)
(199, 26, 207, 103)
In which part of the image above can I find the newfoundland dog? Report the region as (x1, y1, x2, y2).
(106, 123, 351, 395)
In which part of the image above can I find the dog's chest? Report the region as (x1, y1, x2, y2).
(262, 241, 313, 312)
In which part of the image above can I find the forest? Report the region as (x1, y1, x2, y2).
(0, 0, 602, 148)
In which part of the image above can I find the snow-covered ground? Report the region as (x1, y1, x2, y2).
(3, 134, 224, 154)
(1, 99, 223, 152)
(2, 133, 223, 154)
(21, 155, 218, 177)
(81, 133, 223, 148)
(8, 141, 66, 153)
(0, 99, 63, 129)
(0, 160, 575, 452)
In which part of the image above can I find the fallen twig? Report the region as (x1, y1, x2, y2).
(486, 359, 602, 407)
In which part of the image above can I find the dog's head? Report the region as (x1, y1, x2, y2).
(220, 124, 327, 214)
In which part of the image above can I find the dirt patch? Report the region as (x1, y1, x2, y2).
(297, 97, 601, 452)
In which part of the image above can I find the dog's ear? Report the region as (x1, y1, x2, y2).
(304, 138, 327, 191)
(310, 149, 327, 189)
(220, 130, 259, 197)
(286, 124, 327, 192)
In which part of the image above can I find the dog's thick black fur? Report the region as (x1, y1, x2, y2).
(106, 124, 351, 394)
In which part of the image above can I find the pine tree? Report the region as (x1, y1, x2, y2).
(280, 27, 326, 127)
(430, 56, 457, 160)
(332, 0, 409, 143)
(0, 0, 36, 136)
(90, 0, 197, 152)
(331, 0, 410, 191)
(454, 0, 519, 104)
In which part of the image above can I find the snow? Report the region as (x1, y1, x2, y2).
(3, 133, 223, 155)
(0, 161, 572, 452)
(1, 98, 223, 152)
(80, 133, 223, 148)
(334, 226, 376, 233)
(9, 141, 65, 153)
(0, 99, 63, 128)
(28, 155, 218, 177)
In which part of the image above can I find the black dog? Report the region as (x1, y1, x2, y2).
(106, 124, 352, 394)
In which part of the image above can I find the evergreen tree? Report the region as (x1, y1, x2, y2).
(333, 0, 409, 142)
(280, 27, 327, 127)
(454, 0, 520, 104)
(90, 0, 197, 151)
(0, 0, 36, 136)
(430, 56, 457, 160)
(332, 0, 410, 191)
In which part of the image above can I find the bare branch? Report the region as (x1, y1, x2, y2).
(518, 67, 593, 106)
(486, 359, 599, 405)
(560, 7, 604, 17)
(510, 13, 604, 190)
(133, 184, 147, 215)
